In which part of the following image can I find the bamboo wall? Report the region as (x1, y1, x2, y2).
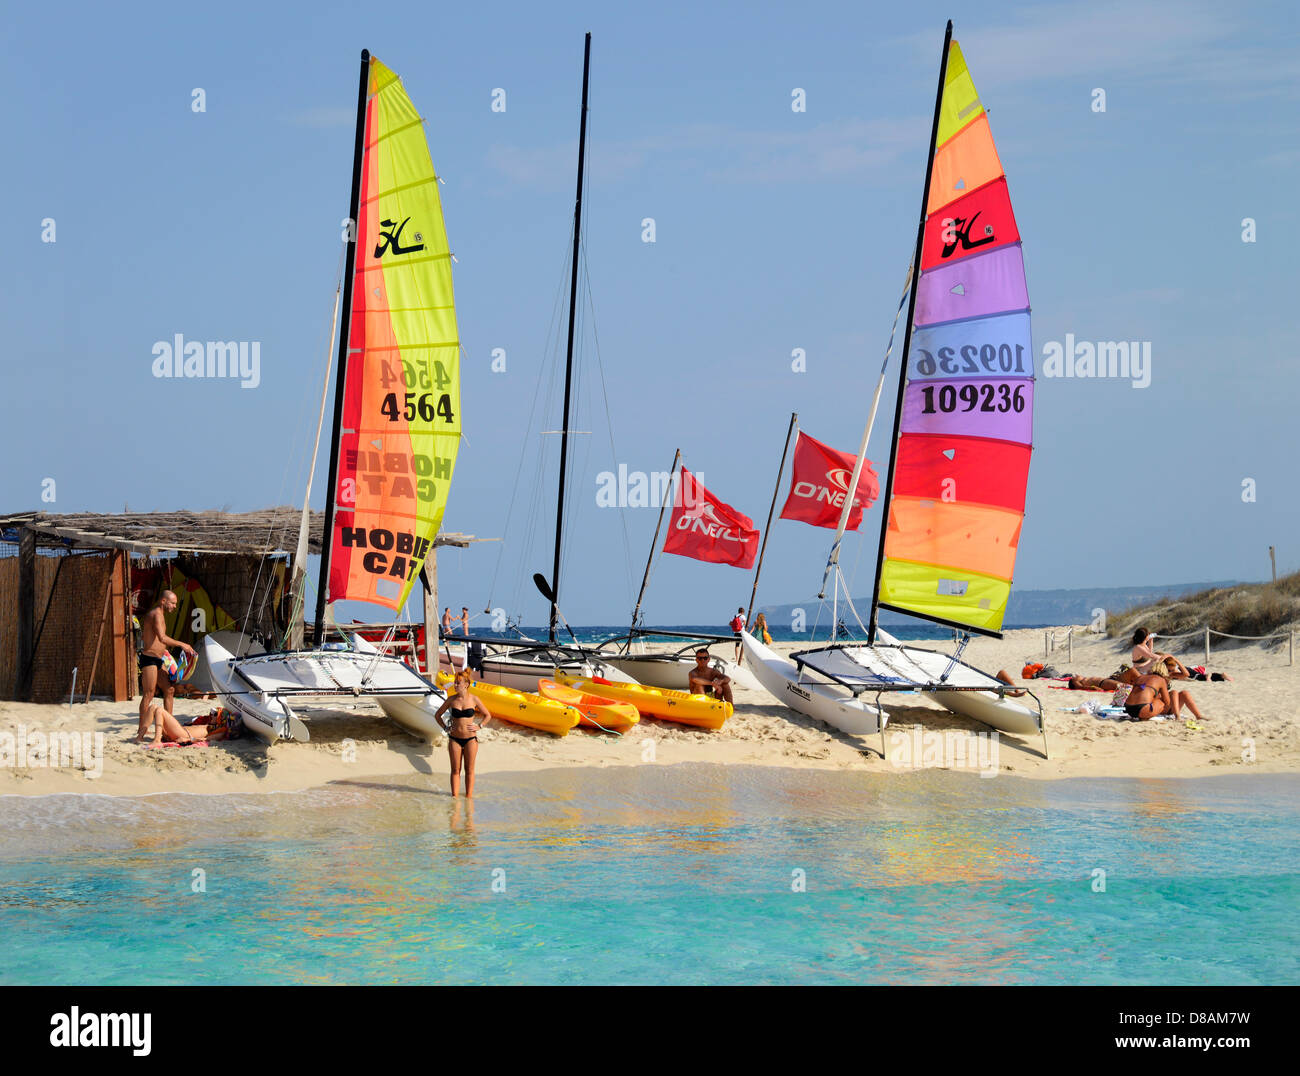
(1, 542, 288, 702)
(0, 549, 120, 703)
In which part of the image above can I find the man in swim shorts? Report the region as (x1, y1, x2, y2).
(137, 590, 196, 740)
(688, 649, 733, 705)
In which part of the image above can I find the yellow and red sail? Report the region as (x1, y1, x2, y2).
(329, 57, 461, 611)
(877, 38, 1033, 635)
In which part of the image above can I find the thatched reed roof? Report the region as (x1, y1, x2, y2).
(0, 510, 476, 558)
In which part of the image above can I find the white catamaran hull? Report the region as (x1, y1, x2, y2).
(873, 629, 1041, 737)
(347, 634, 448, 741)
(477, 650, 638, 693)
(740, 631, 886, 736)
(204, 636, 449, 745)
(204, 636, 309, 744)
(601, 654, 761, 693)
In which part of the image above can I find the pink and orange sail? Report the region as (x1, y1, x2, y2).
(877, 34, 1032, 635)
(328, 57, 461, 612)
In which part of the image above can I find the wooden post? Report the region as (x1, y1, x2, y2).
(1067, 628, 1073, 663)
(16, 527, 35, 702)
(1289, 631, 1293, 667)
(119, 552, 135, 701)
(84, 567, 114, 701)
(1269, 545, 1276, 583)
(1205, 626, 1210, 666)
(421, 550, 439, 678)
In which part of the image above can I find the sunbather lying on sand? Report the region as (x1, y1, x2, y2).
(136, 704, 226, 745)
(1067, 675, 1121, 691)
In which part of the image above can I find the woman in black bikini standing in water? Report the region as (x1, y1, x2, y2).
(434, 669, 492, 797)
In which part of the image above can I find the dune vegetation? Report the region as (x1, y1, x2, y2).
(1107, 572, 1300, 645)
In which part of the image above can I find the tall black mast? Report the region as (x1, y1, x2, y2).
(313, 49, 371, 647)
(867, 21, 953, 646)
(549, 32, 591, 646)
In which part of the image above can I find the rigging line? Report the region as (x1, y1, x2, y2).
(819, 261, 914, 601)
(507, 227, 574, 628)
(838, 565, 870, 633)
(484, 230, 574, 612)
(241, 244, 349, 646)
(579, 231, 636, 607)
(536, 212, 583, 621)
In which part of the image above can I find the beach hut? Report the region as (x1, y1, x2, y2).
(0, 510, 474, 704)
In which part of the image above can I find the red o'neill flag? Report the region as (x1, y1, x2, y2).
(663, 468, 760, 569)
(779, 431, 880, 531)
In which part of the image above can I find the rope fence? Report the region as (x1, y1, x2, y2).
(1046, 626, 1295, 665)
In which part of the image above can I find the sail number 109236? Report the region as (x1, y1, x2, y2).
(919, 383, 1026, 414)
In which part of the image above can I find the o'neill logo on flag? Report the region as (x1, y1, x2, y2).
(663, 468, 759, 569)
(779, 431, 880, 530)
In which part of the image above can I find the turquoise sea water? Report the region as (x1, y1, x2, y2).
(1, 767, 1297, 985)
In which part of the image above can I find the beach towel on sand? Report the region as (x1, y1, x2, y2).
(187, 708, 244, 740)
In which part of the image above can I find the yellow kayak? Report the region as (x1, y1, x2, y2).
(556, 672, 730, 730)
(538, 679, 640, 732)
(436, 673, 580, 737)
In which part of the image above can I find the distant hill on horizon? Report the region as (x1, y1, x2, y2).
(758, 580, 1243, 630)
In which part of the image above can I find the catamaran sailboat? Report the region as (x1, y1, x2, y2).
(207, 51, 461, 743)
(744, 22, 1045, 749)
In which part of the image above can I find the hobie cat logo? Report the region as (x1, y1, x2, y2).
(940, 212, 995, 257)
(374, 217, 424, 258)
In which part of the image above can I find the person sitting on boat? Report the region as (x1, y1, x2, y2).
(728, 607, 746, 660)
(137, 590, 196, 741)
(137, 702, 224, 746)
(1131, 628, 1190, 680)
(1121, 673, 1205, 725)
(434, 669, 492, 797)
(688, 649, 733, 705)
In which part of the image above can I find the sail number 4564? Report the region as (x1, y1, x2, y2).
(380, 391, 455, 424)
(378, 359, 455, 424)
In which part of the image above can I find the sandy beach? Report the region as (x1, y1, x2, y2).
(2, 626, 1296, 797)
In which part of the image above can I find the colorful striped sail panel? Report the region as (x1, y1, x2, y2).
(329, 57, 461, 611)
(878, 38, 1033, 636)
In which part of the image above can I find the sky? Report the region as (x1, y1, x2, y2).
(3, 0, 1297, 628)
